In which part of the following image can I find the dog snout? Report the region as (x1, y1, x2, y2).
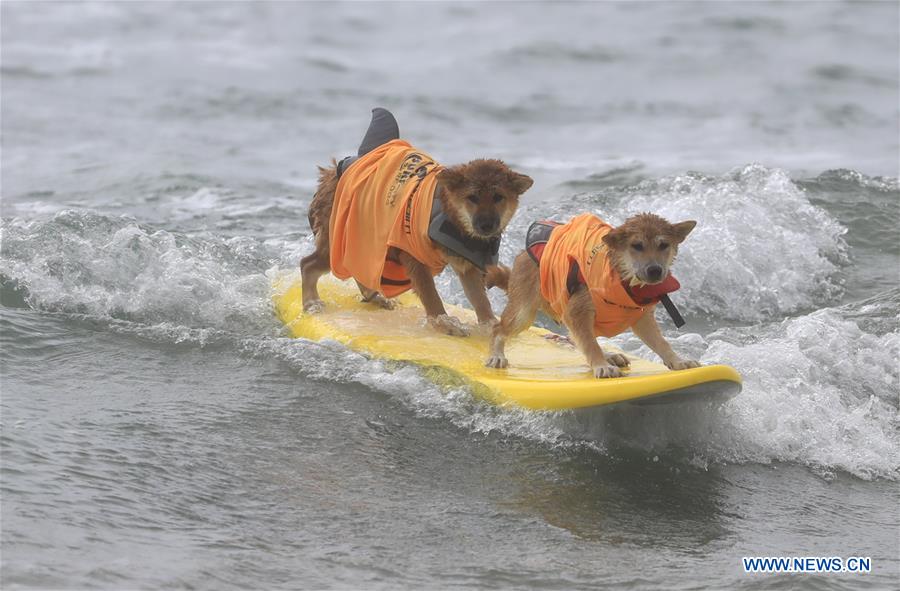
(646, 264, 663, 281)
(474, 215, 499, 235)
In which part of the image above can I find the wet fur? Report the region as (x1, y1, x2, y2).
(485, 213, 700, 377)
(302, 156, 532, 335)
(601, 213, 695, 285)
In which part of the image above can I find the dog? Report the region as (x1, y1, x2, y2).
(484, 212, 700, 377)
(301, 108, 533, 336)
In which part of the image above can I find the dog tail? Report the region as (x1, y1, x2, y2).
(308, 160, 339, 230)
(317, 158, 339, 185)
(484, 264, 511, 291)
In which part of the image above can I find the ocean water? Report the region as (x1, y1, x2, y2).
(1, 2, 898, 589)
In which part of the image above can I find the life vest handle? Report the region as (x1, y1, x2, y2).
(659, 294, 685, 328)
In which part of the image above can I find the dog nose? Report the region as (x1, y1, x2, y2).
(646, 265, 663, 281)
(475, 217, 499, 234)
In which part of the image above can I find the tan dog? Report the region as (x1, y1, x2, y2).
(302, 109, 532, 336)
(485, 212, 700, 377)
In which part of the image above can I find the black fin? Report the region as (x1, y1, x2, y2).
(358, 107, 400, 157)
(337, 108, 401, 177)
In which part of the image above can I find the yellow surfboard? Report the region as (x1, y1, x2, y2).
(272, 274, 741, 410)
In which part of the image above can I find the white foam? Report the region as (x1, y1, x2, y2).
(2, 207, 895, 480)
(234, 298, 899, 481)
(0, 211, 276, 332)
(241, 335, 589, 450)
(590, 302, 900, 481)
(504, 165, 849, 322)
(614, 164, 849, 320)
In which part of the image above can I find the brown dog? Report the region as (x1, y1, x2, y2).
(301, 109, 532, 336)
(485, 212, 700, 377)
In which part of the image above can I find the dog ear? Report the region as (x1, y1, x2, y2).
(671, 220, 697, 242)
(602, 227, 628, 249)
(437, 167, 466, 192)
(507, 172, 533, 195)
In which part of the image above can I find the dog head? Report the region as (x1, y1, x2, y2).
(601, 213, 696, 285)
(436, 160, 532, 240)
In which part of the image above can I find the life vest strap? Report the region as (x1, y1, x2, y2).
(659, 294, 685, 328)
(566, 261, 586, 295)
(525, 220, 561, 264)
(625, 274, 681, 305)
(623, 277, 686, 327)
(428, 188, 500, 271)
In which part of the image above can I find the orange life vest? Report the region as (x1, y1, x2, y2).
(329, 139, 447, 297)
(538, 213, 653, 337)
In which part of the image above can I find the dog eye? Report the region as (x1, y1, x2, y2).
(467, 195, 479, 204)
(492, 194, 504, 203)
(631, 243, 644, 252)
(658, 242, 669, 250)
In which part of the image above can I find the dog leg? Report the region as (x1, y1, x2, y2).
(355, 280, 396, 310)
(398, 250, 468, 336)
(631, 308, 700, 370)
(300, 250, 329, 313)
(302, 164, 338, 314)
(486, 253, 541, 368)
(605, 352, 631, 368)
(454, 262, 496, 325)
(564, 287, 621, 378)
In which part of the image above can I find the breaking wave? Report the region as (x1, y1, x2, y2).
(1, 165, 897, 481)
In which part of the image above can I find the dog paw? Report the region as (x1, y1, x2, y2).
(605, 352, 631, 368)
(665, 358, 701, 370)
(543, 334, 574, 346)
(478, 317, 498, 328)
(365, 294, 396, 310)
(428, 314, 470, 337)
(303, 299, 326, 314)
(592, 364, 622, 379)
(485, 355, 508, 369)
